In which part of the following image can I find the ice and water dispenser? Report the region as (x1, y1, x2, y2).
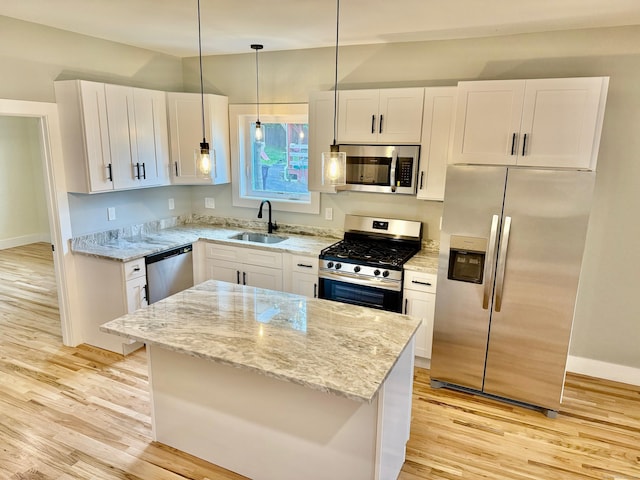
(447, 236, 487, 284)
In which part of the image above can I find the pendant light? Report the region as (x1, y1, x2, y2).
(251, 44, 264, 141)
(321, 0, 346, 187)
(195, 0, 212, 178)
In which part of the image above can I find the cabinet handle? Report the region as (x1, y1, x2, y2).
(143, 285, 148, 301)
(297, 263, 313, 268)
(371, 115, 376, 134)
(243, 272, 247, 285)
(134, 162, 141, 179)
(174, 161, 179, 177)
(522, 133, 528, 156)
(313, 283, 317, 298)
(236, 270, 241, 284)
(419, 171, 424, 190)
(411, 280, 432, 286)
(133, 266, 140, 272)
(510, 133, 517, 155)
(107, 163, 113, 182)
(404, 298, 408, 315)
(141, 162, 146, 179)
(379, 114, 384, 134)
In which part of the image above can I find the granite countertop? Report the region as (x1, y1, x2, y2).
(101, 279, 421, 403)
(404, 249, 440, 275)
(72, 223, 338, 262)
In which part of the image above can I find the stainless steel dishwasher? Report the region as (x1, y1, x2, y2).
(145, 244, 194, 304)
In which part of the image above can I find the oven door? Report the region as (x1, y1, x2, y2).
(318, 277, 403, 313)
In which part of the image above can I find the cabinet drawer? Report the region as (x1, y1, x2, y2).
(289, 254, 318, 275)
(244, 248, 282, 269)
(204, 242, 240, 261)
(123, 259, 146, 281)
(404, 270, 437, 293)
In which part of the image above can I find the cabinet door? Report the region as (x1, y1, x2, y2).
(404, 290, 436, 359)
(105, 84, 139, 189)
(377, 88, 424, 143)
(450, 80, 525, 166)
(208, 94, 231, 185)
(308, 91, 338, 193)
(167, 92, 212, 185)
(417, 87, 456, 201)
(126, 276, 148, 313)
(77, 81, 113, 192)
(290, 272, 318, 298)
(204, 258, 240, 284)
(517, 77, 606, 170)
(243, 264, 283, 291)
(337, 89, 380, 143)
(133, 88, 170, 186)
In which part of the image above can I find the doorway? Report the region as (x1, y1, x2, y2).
(0, 99, 76, 347)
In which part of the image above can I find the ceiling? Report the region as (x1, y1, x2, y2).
(2, 0, 640, 57)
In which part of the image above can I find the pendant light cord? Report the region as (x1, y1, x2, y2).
(197, 0, 206, 144)
(255, 47, 260, 123)
(332, 0, 340, 147)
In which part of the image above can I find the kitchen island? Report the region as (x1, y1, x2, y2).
(101, 280, 421, 480)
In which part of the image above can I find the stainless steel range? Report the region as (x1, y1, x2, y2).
(318, 215, 422, 312)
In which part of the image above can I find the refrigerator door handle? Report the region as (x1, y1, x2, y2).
(494, 216, 512, 312)
(483, 214, 500, 309)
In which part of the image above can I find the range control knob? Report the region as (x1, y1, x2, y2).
(382, 270, 390, 278)
(373, 269, 381, 276)
(353, 266, 361, 273)
(327, 261, 334, 268)
(335, 263, 342, 270)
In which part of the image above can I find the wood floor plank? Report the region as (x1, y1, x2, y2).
(0, 243, 639, 479)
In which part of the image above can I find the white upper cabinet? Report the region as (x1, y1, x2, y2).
(166, 92, 231, 185)
(55, 80, 170, 193)
(450, 77, 608, 170)
(307, 91, 337, 193)
(55, 80, 114, 193)
(416, 87, 456, 201)
(338, 88, 424, 144)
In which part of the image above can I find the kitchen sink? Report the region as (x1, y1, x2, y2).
(229, 232, 288, 244)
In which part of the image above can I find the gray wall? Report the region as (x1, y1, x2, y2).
(0, 116, 49, 247)
(185, 26, 640, 369)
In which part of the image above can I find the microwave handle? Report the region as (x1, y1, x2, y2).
(390, 149, 398, 192)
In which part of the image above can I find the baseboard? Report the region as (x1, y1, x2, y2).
(567, 355, 640, 387)
(0, 233, 51, 250)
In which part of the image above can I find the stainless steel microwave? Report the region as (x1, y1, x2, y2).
(338, 145, 420, 194)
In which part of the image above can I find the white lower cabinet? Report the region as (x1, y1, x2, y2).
(403, 270, 437, 359)
(198, 241, 283, 291)
(283, 253, 318, 298)
(74, 256, 147, 354)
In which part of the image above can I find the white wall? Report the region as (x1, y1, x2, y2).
(0, 116, 50, 248)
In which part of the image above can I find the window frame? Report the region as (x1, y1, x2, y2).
(230, 103, 319, 214)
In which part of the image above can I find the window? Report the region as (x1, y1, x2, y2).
(230, 104, 319, 214)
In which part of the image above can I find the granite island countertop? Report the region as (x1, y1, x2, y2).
(101, 279, 422, 403)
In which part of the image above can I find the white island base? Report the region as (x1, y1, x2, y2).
(147, 339, 415, 480)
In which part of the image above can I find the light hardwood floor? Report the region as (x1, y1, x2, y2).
(0, 243, 638, 479)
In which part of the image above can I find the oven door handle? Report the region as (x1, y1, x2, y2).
(390, 148, 398, 193)
(319, 270, 402, 292)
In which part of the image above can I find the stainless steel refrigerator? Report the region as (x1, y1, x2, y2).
(430, 165, 595, 415)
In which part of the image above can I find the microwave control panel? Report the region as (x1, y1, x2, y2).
(397, 157, 413, 187)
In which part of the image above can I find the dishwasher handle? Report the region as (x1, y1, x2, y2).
(145, 244, 193, 265)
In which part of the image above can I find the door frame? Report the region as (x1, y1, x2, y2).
(0, 99, 78, 346)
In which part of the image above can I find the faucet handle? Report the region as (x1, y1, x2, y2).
(272, 221, 278, 232)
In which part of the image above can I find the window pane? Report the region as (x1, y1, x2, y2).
(250, 122, 309, 198)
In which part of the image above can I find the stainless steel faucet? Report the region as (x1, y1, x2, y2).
(257, 200, 278, 233)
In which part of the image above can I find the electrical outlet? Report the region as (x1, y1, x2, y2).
(107, 207, 116, 221)
(168, 198, 175, 210)
(205, 197, 215, 209)
(324, 207, 333, 220)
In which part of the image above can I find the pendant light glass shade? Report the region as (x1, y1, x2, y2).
(195, 0, 213, 180)
(251, 44, 264, 142)
(322, 145, 346, 186)
(321, 0, 346, 187)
